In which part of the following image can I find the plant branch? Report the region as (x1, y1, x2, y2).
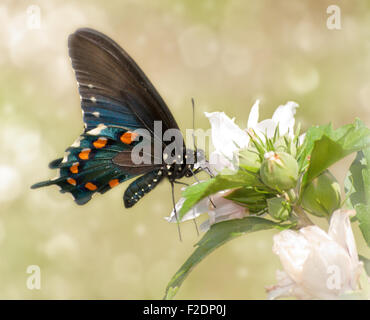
(293, 205, 314, 228)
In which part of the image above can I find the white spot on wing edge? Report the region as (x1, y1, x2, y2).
(61, 151, 71, 163)
(86, 124, 107, 136)
(71, 137, 82, 147)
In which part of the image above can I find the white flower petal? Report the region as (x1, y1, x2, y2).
(269, 212, 363, 300)
(199, 205, 247, 232)
(328, 209, 357, 260)
(299, 225, 333, 244)
(165, 197, 208, 223)
(267, 270, 312, 300)
(300, 238, 353, 299)
(164, 198, 207, 223)
(199, 219, 211, 232)
(247, 100, 260, 129)
(298, 133, 306, 146)
(272, 230, 310, 283)
(328, 209, 361, 283)
(209, 150, 235, 173)
(205, 111, 249, 159)
(272, 101, 299, 137)
(255, 119, 276, 140)
(171, 190, 247, 232)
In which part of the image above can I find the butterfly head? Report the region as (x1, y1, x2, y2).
(183, 148, 205, 178)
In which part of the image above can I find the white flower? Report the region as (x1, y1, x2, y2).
(204, 111, 249, 173)
(165, 190, 248, 232)
(267, 209, 364, 300)
(205, 100, 299, 173)
(248, 100, 299, 141)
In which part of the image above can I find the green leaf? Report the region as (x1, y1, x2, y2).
(300, 120, 370, 187)
(179, 170, 262, 219)
(355, 204, 370, 247)
(297, 123, 332, 170)
(344, 150, 369, 208)
(224, 187, 273, 213)
(363, 147, 370, 202)
(344, 146, 370, 247)
(359, 255, 370, 277)
(163, 217, 287, 300)
(303, 136, 348, 185)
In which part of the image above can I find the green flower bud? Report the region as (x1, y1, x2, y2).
(267, 197, 291, 221)
(274, 137, 286, 152)
(260, 151, 299, 191)
(301, 170, 341, 217)
(274, 137, 297, 158)
(238, 149, 261, 173)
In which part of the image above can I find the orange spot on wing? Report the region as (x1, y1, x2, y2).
(70, 162, 79, 174)
(85, 182, 97, 191)
(109, 179, 119, 188)
(93, 137, 107, 149)
(67, 178, 76, 186)
(120, 132, 138, 144)
(79, 148, 91, 160)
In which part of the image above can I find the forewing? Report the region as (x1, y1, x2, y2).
(68, 28, 180, 133)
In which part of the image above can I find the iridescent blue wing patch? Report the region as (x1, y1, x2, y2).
(31, 125, 145, 205)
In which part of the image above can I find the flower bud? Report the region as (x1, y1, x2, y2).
(260, 151, 299, 191)
(267, 197, 291, 221)
(301, 170, 341, 217)
(274, 137, 297, 158)
(238, 149, 261, 173)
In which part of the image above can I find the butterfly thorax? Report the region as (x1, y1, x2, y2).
(163, 148, 205, 182)
(122, 148, 204, 207)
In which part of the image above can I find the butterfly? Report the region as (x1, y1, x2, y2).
(31, 28, 207, 210)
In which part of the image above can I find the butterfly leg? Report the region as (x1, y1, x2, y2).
(173, 181, 189, 187)
(191, 209, 200, 236)
(173, 180, 200, 236)
(189, 169, 217, 210)
(171, 181, 183, 242)
(192, 164, 214, 178)
(203, 165, 215, 178)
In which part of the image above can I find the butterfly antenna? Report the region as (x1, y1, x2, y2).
(171, 181, 183, 242)
(191, 98, 197, 152)
(190, 99, 215, 216)
(191, 98, 214, 179)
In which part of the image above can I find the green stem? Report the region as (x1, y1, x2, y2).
(293, 205, 314, 228)
(285, 189, 297, 203)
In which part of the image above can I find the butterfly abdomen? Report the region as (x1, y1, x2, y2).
(123, 169, 164, 208)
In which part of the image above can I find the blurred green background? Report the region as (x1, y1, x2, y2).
(0, 0, 369, 299)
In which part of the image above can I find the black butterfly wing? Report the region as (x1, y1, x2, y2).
(69, 28, 180, 134)
(32, 28, 181, 206)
